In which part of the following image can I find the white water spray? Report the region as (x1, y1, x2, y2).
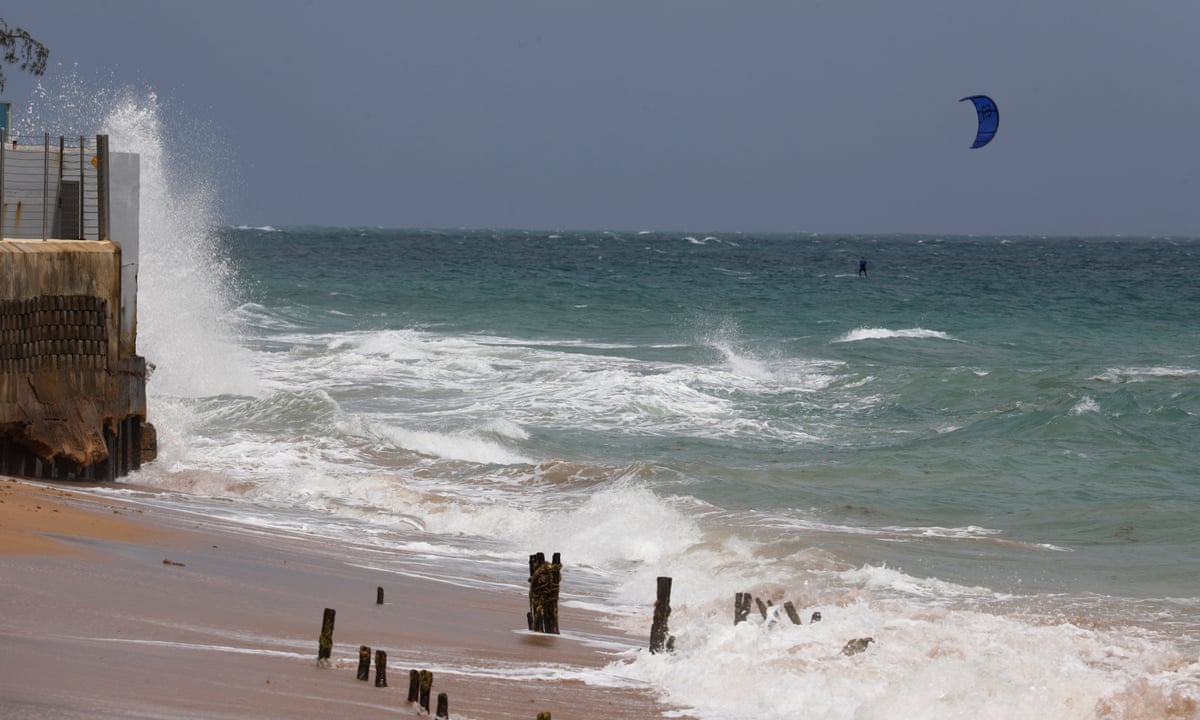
(18, 75, 256, 399)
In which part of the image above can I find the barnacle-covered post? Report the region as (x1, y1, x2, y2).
(527, 551, 562, 633)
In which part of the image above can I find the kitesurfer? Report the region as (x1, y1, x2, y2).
(858, 256, 868, 277)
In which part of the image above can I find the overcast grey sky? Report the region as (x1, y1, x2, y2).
(4, 1, 1199, 236)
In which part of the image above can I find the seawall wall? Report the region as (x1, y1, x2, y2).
(0, 240, 151, 480)
(0, 137, 153, 481)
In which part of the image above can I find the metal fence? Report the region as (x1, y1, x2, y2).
(0, 134, 108, 241)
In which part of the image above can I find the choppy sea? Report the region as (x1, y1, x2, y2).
(40, 91, 1200, 719)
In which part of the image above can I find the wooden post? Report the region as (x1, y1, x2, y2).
(755, 596, 769, 620)
(436, 692, 449, 718)
(376, 586, 384, 605)
(528, 551, 562, 634)
(734, 592, 752, 624)
(527, 553, 542, 631)
(649, 576, 672, 654)
(408, 667, 422, 700)
(357, 645, 372, 681)
(408, 669, 420, 703)
(548, 552, 561, 634)
(536, 712, 552, 720)
(317, 608, 336, 666)
(419, 669, 433, 713)
(374, 650, 387, 687)
(811, 611, 822, 623)
(783, 601, 802, 625)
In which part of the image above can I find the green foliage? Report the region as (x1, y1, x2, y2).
(0, 18, 49, 92)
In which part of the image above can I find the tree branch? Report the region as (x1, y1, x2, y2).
(0, 18, 50, 93)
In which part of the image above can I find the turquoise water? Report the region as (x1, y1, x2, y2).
(214, 227, 1199, 600)
(125, 223, 1200, 717)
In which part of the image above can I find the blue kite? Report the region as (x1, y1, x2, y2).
(960, 95, 998, 149)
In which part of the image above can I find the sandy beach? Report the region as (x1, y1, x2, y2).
(0, 477, 692, 720)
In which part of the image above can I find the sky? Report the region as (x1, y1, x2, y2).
(3, 1, 1199, 236)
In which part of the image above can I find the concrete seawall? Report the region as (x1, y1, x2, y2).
(0, 131, 155, 480)
(0, 238, 153, 480)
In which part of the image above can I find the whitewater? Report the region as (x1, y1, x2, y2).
(19, 85, 1200, 719)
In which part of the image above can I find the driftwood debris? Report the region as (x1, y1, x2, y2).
(735, 592, 822, 627)
(527, 551, 562, 634)
(649, 576, 674, 654)
(841, 637, 874, 656)
(317, 607, 336, 667)
(732, 592, 868, 657)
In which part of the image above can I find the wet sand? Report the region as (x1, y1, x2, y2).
(0, 477, 691, 719)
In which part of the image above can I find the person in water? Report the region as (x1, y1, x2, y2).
(858, 256, 868, 277)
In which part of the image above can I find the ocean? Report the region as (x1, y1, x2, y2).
(72, 94, 1200, 718)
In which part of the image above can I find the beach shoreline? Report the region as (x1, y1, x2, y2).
(0, 477, 692, 720)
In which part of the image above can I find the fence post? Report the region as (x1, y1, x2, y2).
(77, 137, 85, 240)
(42, 133, 48, 240)
(0, 135, 5, 238)
(96, 134, 109, 241)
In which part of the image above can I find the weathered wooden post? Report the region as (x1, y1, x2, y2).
(374, 650, 387, 687)
(649, 576, 673, 654)
(419, 669, 433, 713)
(317, 608, 336, 667)
(527, 552, 562, 633)
(536, 712, 552, 720)
(436, 692, 449, 718)
(548, 552, 561, 633)
(408, 669, 420, 703)
(357, 645, 372, 681)
(527, 553, 541, 630)
(734, 592, 752, 624)
(755, 596, 769, 620)
(783, 601, 802, 625)
(376, 586, 384, 605)
(811, 611, 822, 623)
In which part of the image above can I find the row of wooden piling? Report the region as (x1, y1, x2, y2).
(735, 591, 822, 626)
(314, 553, 867, 718)
(317, 587, 556, 719)
(315, 602, 455, 717)
(526, 553, 677, 657)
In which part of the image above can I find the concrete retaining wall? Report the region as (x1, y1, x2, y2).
(0, 239, 151, 480)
